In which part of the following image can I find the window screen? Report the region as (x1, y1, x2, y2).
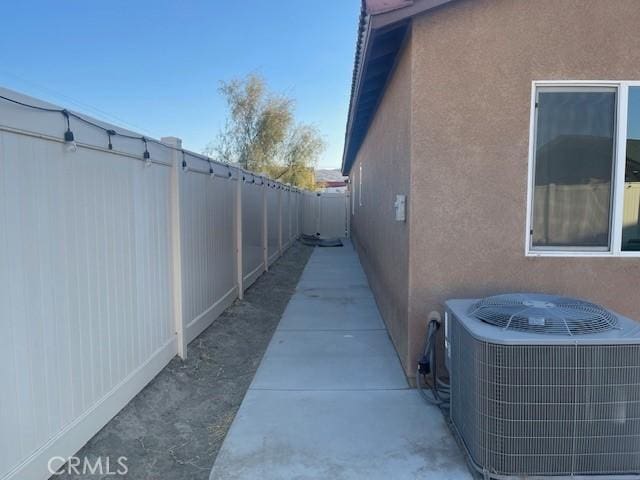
(531, 88, 617, 249)
(623, 87, 640, 251)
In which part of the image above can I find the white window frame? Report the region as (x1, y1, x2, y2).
(359, 163, 363, 207)
(351, 172, 356, 215)
(525, 80, 640, 258)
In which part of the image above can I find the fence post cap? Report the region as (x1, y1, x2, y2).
(161, 136, 182, 148)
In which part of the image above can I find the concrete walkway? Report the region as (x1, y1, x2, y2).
(209, 241, 471, 480)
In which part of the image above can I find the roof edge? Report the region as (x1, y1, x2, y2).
(341, 0, 455, 175)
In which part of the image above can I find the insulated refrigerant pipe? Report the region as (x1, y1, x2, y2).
(416, 311, 450, 408)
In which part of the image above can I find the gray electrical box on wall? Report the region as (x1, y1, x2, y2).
(394, 194, 406, 222)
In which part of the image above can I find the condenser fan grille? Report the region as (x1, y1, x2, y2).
(469, 293, 618, 335)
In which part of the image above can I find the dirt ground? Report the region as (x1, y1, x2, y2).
(55, 241, 313, 480)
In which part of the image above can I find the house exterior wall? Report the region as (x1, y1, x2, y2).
(350, 38, 412, 371)
(407, 0, 640, 374)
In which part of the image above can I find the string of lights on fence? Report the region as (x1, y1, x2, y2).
(0, 94, 297, 191)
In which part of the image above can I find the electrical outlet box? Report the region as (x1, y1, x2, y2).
(394, 194, 406, 222)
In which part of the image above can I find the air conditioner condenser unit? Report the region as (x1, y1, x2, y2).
(445, 294, 640, 479)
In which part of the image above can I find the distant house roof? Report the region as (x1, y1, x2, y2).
(322, 181, 348, 188)
(341, 0, 455, 175)
(315, 168, 348, 184)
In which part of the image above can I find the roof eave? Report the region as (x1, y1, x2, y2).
(341, 0, 455, 175)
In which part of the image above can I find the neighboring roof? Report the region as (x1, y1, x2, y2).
(315, 168, 348, 183)
(322, 181, 348, 188)
(341, 0, 455, 175)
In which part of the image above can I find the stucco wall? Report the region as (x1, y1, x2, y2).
(351, 38, 412, 371)
(407, 0, 640, 374)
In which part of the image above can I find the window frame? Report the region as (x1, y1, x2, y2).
(525, 80, 640, 258)
(359, 163, 363, 207)
(351, 171, 356, 216)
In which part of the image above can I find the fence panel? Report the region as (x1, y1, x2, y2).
(302, 193, 319, 236)
(291, 191, 299, 241)
(179, 155, 238, 344)
(292, 190, 297, 243)
(319, 192, 349, 238)
(298, 191, 304, 238)
(267, 184, 280, 265)
(282, 189, 291, 249)
(0, 87, 304, 480)
(0, 115, 176, 479)
(623, 183, 640, 250)
(242, 175, 266, 289)
(301, 191, 349, 238)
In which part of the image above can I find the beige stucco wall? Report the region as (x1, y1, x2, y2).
(350, 38, 412, 371)
(407, 0, 640, 374)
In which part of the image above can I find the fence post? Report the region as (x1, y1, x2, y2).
(162, 136, 187, 360)
(236, 172, 244, 299)
(263, 179, 268, 271)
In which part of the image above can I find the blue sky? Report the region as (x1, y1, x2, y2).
(0, 1, 360, 168)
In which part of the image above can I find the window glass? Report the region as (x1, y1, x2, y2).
(532, 89, 616, 249)
(623, 87, 640, 251)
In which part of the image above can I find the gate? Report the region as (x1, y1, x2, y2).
(302, 191, 350, 238)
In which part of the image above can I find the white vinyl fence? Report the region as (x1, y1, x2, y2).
(0, 87, 303, 480)
(301, 191, 350, 239)
(623, 183, 640, 249)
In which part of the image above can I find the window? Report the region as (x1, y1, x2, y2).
(359, 163, 363, 207)
(623, 87, 640, 251)
(527, 82, 640, 257)
(351, 171, 356, 215)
